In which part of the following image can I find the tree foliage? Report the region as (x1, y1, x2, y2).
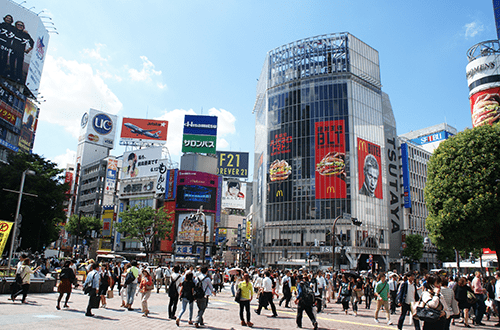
(65, 214, 102, 242)
(115, 206, 173, 258)
(402, 234, 423, 264)
(0, 152, 67, 253)
(425, 124, 500, 264)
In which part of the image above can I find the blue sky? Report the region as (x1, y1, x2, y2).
(26, 0, 495, 175)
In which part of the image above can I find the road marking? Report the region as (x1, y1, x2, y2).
(34, 315, 61, 319)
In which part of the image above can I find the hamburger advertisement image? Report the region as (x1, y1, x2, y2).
(269, 159, 292, 181)
(316, 151, 346, 180)
(470, 88, 500, 127)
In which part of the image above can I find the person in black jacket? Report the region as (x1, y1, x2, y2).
(294, 274, 318, 330)
(0, 14, 14, 77)
(396, 272, 420, 330)
(9, 20, 33, 83)
(455, 277, 474, 328)
(56, 260, 76, 310)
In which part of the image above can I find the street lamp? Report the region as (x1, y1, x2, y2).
(6, 169, 36, 274)
(332, 214, 362, 271)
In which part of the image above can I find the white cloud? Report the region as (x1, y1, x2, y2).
(52, 149, 77, 169)
(82, 43, 108, 62)
(38, 55, 123, 138)
(128, 56, 162, 81)
(464, 21, 484, 39)
(155, 108, 237, 157)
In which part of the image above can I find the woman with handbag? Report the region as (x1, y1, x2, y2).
(455, 277, 474, 328)
(338, 275, 351, 314)
(440, 276, 459, 330)
(238, 272, 254, 327)
(120, 263, 130, 307)
(176, 272, 195, 326)
(353, 277, 364, 316)
(56, 260, 76, 309)
(12, 258, 41, 303)
(139, 269, 154, 317)
(419, 275, 448, 330)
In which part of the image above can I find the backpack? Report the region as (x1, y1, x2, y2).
(124, 270, 136, 286)
(300, 282, 315, 307)
(194, 275, 209, 300)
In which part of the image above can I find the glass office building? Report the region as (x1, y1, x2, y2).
(253, 33, 400, 270)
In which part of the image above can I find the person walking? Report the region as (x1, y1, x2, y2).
(389, 274, 399, 315)
(11, 258, 41, 303)
(139, 269, 153, 317)
(419, 275, 448, 330)
(494, 271, 500, 327)
(169, 265, 182, 319)
(155, 265, 164, 293)
(120, 263, 130, 307)
(176, 271, 195, 326)
(471, 271, 487, 325)
(99, 262, 111, 308)
(238, 272, 254, 327)
(56, 260, 76, 310)
(83, 263, 100, 317)
(374, 273, 393, 325)
(338, 274, 352, 314)
(455, 277, 474, 328)
(194, 266, 216, 328)
(295, 274, 318, 330)
(440, 276, 459, 330)
(126, 261, 140, 310)
(396, 272, 420, 330)
(255, 271, 278, 317)
(353, 277, 364, 316)
(365, 277, 374, 309)
(279, 270, 292, 308)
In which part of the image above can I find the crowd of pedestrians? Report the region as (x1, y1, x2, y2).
(5, 255, 500, 330)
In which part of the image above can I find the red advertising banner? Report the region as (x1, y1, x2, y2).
(160, 200, 176, 252)
(315, 120, 346, 199)
(64, 171, 73, 195)
(357, 138, 383, 199)
(0, 103, 17, 125)
(470, 87, 500, 127)
(120, 117, 168, 141)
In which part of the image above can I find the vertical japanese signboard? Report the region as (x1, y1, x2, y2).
(315, 120, 346, 199)
(0, 221, 13, 256)
(357, 138, 383, 199)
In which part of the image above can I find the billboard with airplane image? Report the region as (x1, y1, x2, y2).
(120, 117, 168, 142)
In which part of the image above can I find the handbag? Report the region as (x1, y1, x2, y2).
(145, 284, 154, 291)
(83, 273, 96, 295)
(235, 287, 242, 303)
(107, 290, 114, 299)
(466, 291, 477, 304)
(415, 297, 442, 323)
(15, 273, 23, 285)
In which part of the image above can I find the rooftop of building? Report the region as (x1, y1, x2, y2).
(398, 123, 457, 140)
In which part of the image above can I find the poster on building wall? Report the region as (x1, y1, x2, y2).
(469, 87, 500, 127)
(177, 212, 213, 243)
(357, 138, 383, 199)
(122, 147, 162, 179)
(315, 120, 346, 199)
(105, 159, 118, 193)
(221, 179, 246, 209)
(267, 128, 293, 203)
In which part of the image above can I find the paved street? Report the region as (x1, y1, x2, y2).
(0, 286, 498, 330)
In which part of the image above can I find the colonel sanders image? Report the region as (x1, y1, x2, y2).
(359, 154, 379, 197)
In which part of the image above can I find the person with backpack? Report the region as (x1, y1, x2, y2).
(176, 272, 195, 326)
(396, 272, 420, 330)
(279, 270, 292, 308)
(125, 261, 139, 310)
(295, 274, 318, 330)
(338, 275, 352, 314)
(194, 266, 216, 328)
(255, 271, 278, 317)
(168, 265, 182, 319)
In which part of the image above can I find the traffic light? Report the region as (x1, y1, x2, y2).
(351, 218, 362, 226)
(340, 248, 347, 264)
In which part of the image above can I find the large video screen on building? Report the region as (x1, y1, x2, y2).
(315, 120, 346, 199)
(0, 1, 50, 96)
(357, 138, 383, 199)
(176, 171, 218, 212)
(177, 212, 213, 243)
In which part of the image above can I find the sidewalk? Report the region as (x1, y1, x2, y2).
(0, 286, 496, 330)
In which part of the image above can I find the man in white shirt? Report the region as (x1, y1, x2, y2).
(255, 271, 278, 317)
(388, 274, 398, 315)
(471, 271, 487, 325)
(155, 265, 163, 293)
(494, 271, 500, 327)
(396, 273, 420, 330)
(194, 266, 216, 328)
(279, 270, 292, 308)
(315, 271, 326, 313)
(168, 265, 181, 319)
(84, 263, 100, 317)
(163, 265, 172, 288)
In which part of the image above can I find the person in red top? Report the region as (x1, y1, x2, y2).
(139, 269, 154, 317)
(471, 271, 487, 325)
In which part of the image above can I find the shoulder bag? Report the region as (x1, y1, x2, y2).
(415, 294, 442, 323)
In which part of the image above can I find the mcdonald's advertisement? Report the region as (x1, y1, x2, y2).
(315, 120, 346, 199)
(268, 128, 293, 202)
(357, 138, 383, 199)
(0, 221, 14, 256)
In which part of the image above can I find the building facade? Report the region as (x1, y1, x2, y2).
(253, 33, 399, 270)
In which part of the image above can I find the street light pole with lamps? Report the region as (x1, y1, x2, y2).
(5, 169, 37, 273)
(332, 214, 362, 271)
(189, 206, 207, 266)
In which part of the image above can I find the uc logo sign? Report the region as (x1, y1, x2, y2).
(93, 114, 113, 135)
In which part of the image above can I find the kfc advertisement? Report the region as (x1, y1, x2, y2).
(120, 117, 168, 142)
(470, 87, 500, 127)
(357, 138, 383, 199)
(315, 120, 346, 199)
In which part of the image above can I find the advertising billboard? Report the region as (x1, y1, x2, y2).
(177, 212, 213, 243)
(165, 169, 178, 200)
(401, 143, 412, 209)
(122, 147, 162, 179)
(410, 130, 454, 145)
(216, 151, 249, 178)
(469, 87, 500, 127)
(104, 158, 118, 193)
(466, 55, 500, 96)
(120, 117, 168, 142)
(79, 108, 118, 148)
(267, 128, 293, 203)
(357, 138, 383, 199)
(183, 115, 218, 136)
(315, 120, 346, 199)
(120, 176, 157, 197)
(18, 98, 39, 152)
(221, 179, 246, 209)
(0, 0, 50, 96)
(0, 220, 13, 256)
(182, 134, 216, 154)
(176, 171, 218, 212)
(102, 206, 114, 238)
(155, 159, 168, 195)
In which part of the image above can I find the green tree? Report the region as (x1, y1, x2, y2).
(115, 206, 173, 259)
(425, 124, 500, 265)
(402, 234, 423, 266)
(0, 152, 67, 253)
(65, 214, 102, 245)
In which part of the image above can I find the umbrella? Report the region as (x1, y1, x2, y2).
(227, 267, 243, 275)
(343, 270, 360, 279)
